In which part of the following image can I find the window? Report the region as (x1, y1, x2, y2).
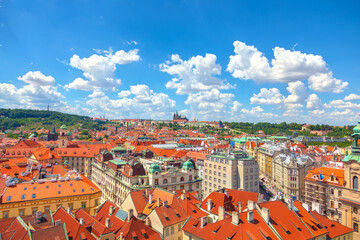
(223, 173, 226, 178)
(223, 180, 226, 184)
(171, 226, 174, 234)
(218, 172, 221, 176)
(69, 203, 73, 210)
(32, 208, 38, 214)
(171, 177, 176, 183)
(45, 206, 50, 212)
(353, 207, 358, 214)
(163, 179, 168, 184)
(178, 223, 181, 231)
(180, 177, 184, 182)
(82, 202, 86, 208)
(3, 211, 9, 219)
(214, 165, 216, 169)
(353, 176, 358, 190)
(95, 199, 98, 206)
(338, 203, 342, 209)
(331, 189, 334, 195)
(218, 166, 221, 170)
(214, 171, 216, 175)
(19, 209, 25, 216)
(209, 170, 212, 174)
(338, 190, 342, 197)
(223, 167, 226, 171)
(166, 228, 169, 236)
(331, 201, 334, 208)
(354, 223, 358, 232)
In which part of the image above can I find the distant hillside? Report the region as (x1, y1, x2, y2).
(0, 108, 106, 130)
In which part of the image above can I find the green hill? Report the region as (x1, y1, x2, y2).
(0, 108, 106, 131)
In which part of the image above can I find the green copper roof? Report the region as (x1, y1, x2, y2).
(182, 160, 195, 170)
(60, 125, 67, 129)
(149, 163, 161, 173)
(28, 133, 35, 139)
(67, 130, 72, 136)
(353, 120, 360, 134)
(343, 154, 360, 162)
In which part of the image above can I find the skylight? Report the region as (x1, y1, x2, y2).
(32, 194, 36, 198)
(21, 195, 26, 199)
(7, 196, 11, 201)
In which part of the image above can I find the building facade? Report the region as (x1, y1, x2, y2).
(203, 150, 259, 198)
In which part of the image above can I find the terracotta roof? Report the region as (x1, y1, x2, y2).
(74, 208, 112, 237)
(259, 200, 313, 240)
(305, 166, 344, 186)
(182, 211, 278, 240)
(310, 210, 354, 238)
(1, 175, 100, 203)
(53, 207, 96, 240)
(293, 201, 328, 237)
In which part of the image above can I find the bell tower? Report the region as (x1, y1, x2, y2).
(59, 125, 68, 148)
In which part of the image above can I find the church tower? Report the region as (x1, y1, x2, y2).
(59, 125, 68, 148)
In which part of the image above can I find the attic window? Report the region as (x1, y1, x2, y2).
(213, 225, 221, 233)
(163, 213, 170, 220)
(174, 209, 180, 217)
(46, 186, 49, 189)
(131, 232, 138, 240)
(70, 183, 73, 186)
(24, 187, 27, 190)
(21, 194, 26, 200)
(32, 194, 36, 198)
(58, 191, 61, 194)
(33, 187, 36, 190)
(6, 196, 11, 201)
(140, 229, 148, 238)
(82, 189, 85, 192)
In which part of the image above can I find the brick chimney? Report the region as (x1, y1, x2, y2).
(109, 206, 115, 215)
(79, 218, 84, 225)
(262, 207, 270, 224)
(247, 211, 254, 222)
(238, 202, 242, 213)
(224, 189, 229, 197)
(200, 216, 207, 228)
(207, 199, 212, 212)
(163, 200, 168, 208)
(149, 194, 153, 204)
(157, 197, 161, 207)
(105, 218, 111, 228)
(248, 200, 255, 211)
(218, 206, 225, 220)
(231, 211, 239, 225)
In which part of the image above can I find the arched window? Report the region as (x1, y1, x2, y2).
(180, 177, 184, 182)
(354, 223, 358, 233)
(353, 176, 359, 190)
(163, 179, 168, 184)
(330, 189, 334, 195)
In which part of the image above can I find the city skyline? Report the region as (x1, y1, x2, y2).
(0, 1, 359, 125)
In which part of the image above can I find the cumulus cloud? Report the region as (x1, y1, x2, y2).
(160, 53, 233, 95)
(250, 88, 285, 105)
(18, 71, 55, 86)
(308, 72, 348, 93)
(89, 90, 105, 98)
(0, 71, 63, 108)
(65, 49, 140, 91)
(324, 100, 360, 109)
(184, 89, 234, 119)
(306, 94, 323, 109)
(345, 93, 360, 101)
(227, 41, 348, 92)
(86, 84, 176, 119)
(284, 81, 308, 107)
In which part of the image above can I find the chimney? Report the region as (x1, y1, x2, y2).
(163, 200, 168, 208)
(207, 199, 212, 212)
(67, 207, 71, 214)
(149, 194, 153, 204)
(35, 211, 42, 220)
(218, 206, 225, 220)
(109, 206, 115, 215)
(128, 209, 133, 221)
(200, 216, 207, 228)
(105, 218, 111, 228)
(145, 217, 151, 227)
(79, 218, 84, 225)
(182, 189, 186, 194)
(247, 211, 254, 222)
(157, 197, 161, 207)
(145, 189, 150, 197)
(231, 211, 239, 225)
(262, 208, 270, 224)
(289, 198, 294, 210)
(55, 220, 62, 226)
(225, 189, 229, 197)
(238, 202, 242, 213)
(180, 194, 185, 200)
(248, 200, 255, 211)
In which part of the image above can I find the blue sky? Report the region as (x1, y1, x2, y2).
(0, 0, 359, 125)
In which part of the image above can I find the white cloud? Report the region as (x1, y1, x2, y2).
(240, 106, 264, 114)
(65, 49, 140, 91)
(308, 72, 348, 93)
(18, 71, 55, 86)
(0, 71, 63, 108)
(118, 90, 132, 98)
(250, 88, 285, 104)
(227, 41, 348, 93)
(89, 90, 105, 98)
(185, 89, 234, 119)
(86, 84, 176, 119)
(160, 53, 233, 95)
(231, 101, 243, 112)
(284, 81, 308, 105)
(345, 93, 360, 101)
(306, 94, 323, 109)
(324, 100, 360, 109)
